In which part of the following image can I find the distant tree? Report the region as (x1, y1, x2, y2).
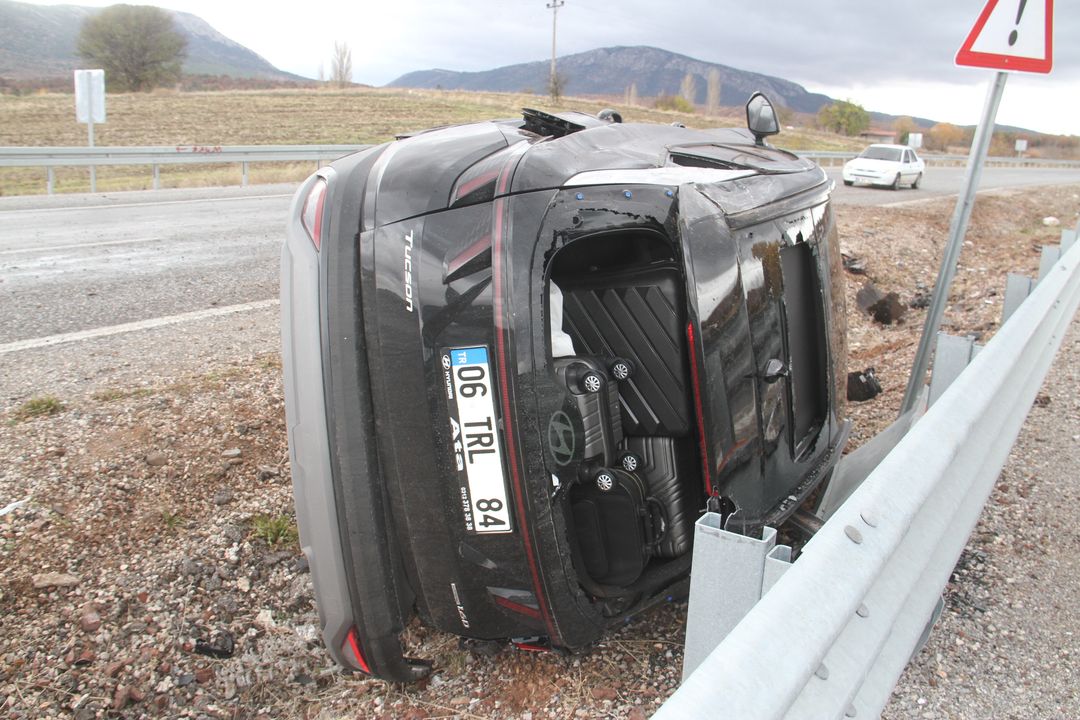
(317, 63, 325, 84)
(625, 82, 639, 106)
(816, 100, 870, 136)
(330, 41, 353, 88)
(705, 69, 721, 115)
(76, 5, 187, 92)
(928, 122, 965, 151)
(679, 72, 697, 107)
(892, 116, 918, 145)
(655, 94, 695, 114)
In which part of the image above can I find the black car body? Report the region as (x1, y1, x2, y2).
(281, 104, 849, 681)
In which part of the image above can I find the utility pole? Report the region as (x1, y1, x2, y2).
(546, 0, 564, 97)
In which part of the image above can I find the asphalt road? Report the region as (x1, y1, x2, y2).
(825, 165, 1080, 206)
(2, 166, 1080, 351)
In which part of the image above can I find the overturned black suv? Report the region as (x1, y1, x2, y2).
(281, 94, 849, 682)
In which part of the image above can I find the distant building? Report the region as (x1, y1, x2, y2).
(859, 128, 896, 143)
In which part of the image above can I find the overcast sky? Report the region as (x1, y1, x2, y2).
(26, 0, 1079, 135)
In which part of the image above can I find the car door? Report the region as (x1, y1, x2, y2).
(901, 149, 914, 182)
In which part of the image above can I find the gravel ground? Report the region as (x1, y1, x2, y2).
(1, 183, 1077, 718)
(883, 321, 1080, 719)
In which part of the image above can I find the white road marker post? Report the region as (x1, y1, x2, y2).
(74, 69, 106, 194)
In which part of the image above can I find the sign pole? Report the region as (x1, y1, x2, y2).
(899, 71, 1008, 416)
(88, 114, 96, 193)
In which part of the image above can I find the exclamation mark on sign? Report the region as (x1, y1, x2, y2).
(1008, 0, 1028, 46)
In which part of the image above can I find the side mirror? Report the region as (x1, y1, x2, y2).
(746, 92, 780, 146)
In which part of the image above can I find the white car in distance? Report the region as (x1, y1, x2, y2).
(842, 144, 925, 190)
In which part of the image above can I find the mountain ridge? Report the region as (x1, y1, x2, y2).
(0, 0, 301, 82)
(389, 45, 837, 114)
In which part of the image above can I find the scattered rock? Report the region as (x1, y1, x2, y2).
(848, 368, 883, 402)
(257, 465, 280, 480)
(842, 252, 867, 274)
(194, 631, 235, 659)
(591, 687, 618, 701)
(1042, 216, 1060, 226)
(112, 685, 131, 711)
(221, 448, 243, 459)
(105, 659, 129, 678)
(145, 451, 167, 467)
(79, 604, 102, 632)
(32, 572, 80, 589)
(213, 487, 234, 505)
(909, 291, 931, 309)
(856, 283, 906, 325)
(195, 666, 215, 684)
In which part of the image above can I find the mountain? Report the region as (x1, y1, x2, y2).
(0, 0, 301, 82)
(388, 45, 835, 114)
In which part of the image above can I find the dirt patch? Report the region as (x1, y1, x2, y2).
(1, 183, 1077, 718)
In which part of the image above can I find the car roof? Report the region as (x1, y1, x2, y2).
(866, 143, 911, 150)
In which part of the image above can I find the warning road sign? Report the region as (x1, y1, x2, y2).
(956, 0, 1053, 73)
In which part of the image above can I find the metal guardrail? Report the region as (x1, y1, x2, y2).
(0, 145, 372, 193)
(798, 150, 1080, 168)
(1, 145, 1077, 194)
(656, 235, 1080, 719)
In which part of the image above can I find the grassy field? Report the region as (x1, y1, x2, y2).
(0, 87, 864, 195)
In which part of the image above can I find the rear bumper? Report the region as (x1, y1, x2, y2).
(282, 171, 428, 682)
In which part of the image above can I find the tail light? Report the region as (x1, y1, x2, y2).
(300, 177, 327, 251)
(342, 628, 372, 674)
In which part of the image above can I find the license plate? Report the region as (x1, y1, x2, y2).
(443, 346, 513, 534)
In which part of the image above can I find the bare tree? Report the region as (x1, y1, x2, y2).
(330, 41, 353, 88)
(679, 72, 697, 108)
(705, 69, 721, 115)
(625, 82, 639, 106)
(317, 62, 325, 84)
(77, 5, 186, 92)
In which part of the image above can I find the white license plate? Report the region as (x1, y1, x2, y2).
(444, 346, 513, 534)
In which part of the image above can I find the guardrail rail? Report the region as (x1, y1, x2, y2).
(1, 145, 1077, 194)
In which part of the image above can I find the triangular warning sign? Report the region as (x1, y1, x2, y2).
(956, 0, 1053, 73)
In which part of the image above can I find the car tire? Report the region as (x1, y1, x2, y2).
(843, 179, 854, 186)
(912, 173, 922, 189)
(891, 173, 901, 191)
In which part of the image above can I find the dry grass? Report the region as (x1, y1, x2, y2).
(0, 87, 864, 195)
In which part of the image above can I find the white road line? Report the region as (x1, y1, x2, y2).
(0, 237, 163, 256)
(0, 193, 293, 215)
(0, 299, 279, 356)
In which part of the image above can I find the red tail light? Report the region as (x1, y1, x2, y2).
(343, 628, 372, 674)
(300, 178, 327, 251)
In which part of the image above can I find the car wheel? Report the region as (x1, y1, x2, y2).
(912, 172, 922, 189)
(891, 173, 901, 191)
(843, 179, 854, 186)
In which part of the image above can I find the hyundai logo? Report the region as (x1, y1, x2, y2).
(547, 411, 575, 466)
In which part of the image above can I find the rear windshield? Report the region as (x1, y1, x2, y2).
(859, 146, 902, 161)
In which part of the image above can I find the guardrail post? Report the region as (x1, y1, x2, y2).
(928, 333, 982, 405)
(1003, 273, 1035, 323)
(241, 162, 249, 187)
(1038, 244, 1061, 281)
(1062, 228, 1077, 254)
(682, 515, 790, 679)
(153, 164, 160, 191)
(47, 168, 55, 195)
